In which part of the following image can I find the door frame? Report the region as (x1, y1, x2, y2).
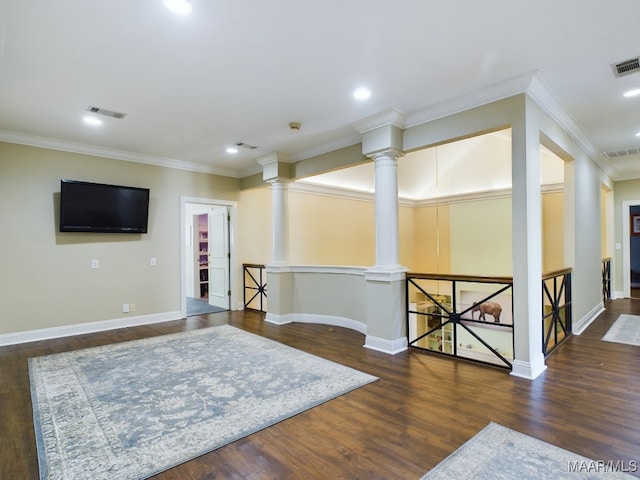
(180, 196, 238, 317)
(622, 199, 640, 298)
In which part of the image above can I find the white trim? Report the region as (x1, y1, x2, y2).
(510, 359, 547, 381)
(0, 129, 238, 177)
(612, 290, 625, 299)
(290, 313, 367, 335)
(292, 180, 564, 208)
(289, 265, 368, 276)
(265, 312, 366, 334)
(365, 267, 408, 282)
(0, 311, 182, 347)
(364, 335, 408, 355)
(179, 197, 238, 317)
(264, 312, 294, 325)
(572, 302, 605, 335)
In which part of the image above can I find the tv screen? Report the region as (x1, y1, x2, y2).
(59, 180, 150, 233)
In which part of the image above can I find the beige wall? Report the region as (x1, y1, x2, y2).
(412, 204, 451, 273)
(542, 191, 565, 272)
(237, 184, 562, 277)
(450, 197, 512, 276)
(0, 142, 238, 336)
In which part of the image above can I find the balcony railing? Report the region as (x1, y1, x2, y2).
(542, 268, 572, 356)
(407, 268, 573, 369)
(602, 257, 611, 303)
(406, 273, 514, 370)
(243, 263, 267, 313)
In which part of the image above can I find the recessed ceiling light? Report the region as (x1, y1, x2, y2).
(636, 131, 640, 137)
(164, 0, 192, 15)
(83, 116, 102, 126)
(226, 147, 238, 154)
(353, 87, 371, 101)
(624, 88, 640, 98)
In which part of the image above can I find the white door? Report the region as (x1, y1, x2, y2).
(207, 206, 230, 309)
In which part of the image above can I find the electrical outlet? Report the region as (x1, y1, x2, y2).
(150, 257, 157, 266)
(129, 303, 136, 312)
(122, 303, 129, 313)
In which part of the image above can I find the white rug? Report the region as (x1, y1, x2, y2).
(420, 422, 637, 479)
(602, 314, 640, 346)
(29, 325, 377, 480)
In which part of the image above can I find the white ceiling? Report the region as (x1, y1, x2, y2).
(1, 1, 640, 185)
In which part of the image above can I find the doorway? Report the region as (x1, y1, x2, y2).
(622, 199, 640, 299)
(180, 198, 237, 317)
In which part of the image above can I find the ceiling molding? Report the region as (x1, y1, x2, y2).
(292, 180, 564, 207)
(524, 74, 615, 180)
(0, 129, 240, 178)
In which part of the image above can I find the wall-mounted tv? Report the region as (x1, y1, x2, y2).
(59, 180, 150, 233)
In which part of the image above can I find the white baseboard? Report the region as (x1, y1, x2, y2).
(510, 359, 547, 381)
(264, 312, 294, 325)
(364, 335, 408, 355)
(292, 313, 367, 335)
(612, 290, 625, 299)
(573, 302, 605, 335)
(0, 311, 183, 347)
(264, 312, 367, 335)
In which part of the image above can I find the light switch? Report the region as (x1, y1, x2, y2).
(150, 257, 157, 266)
(91, 259, 99, 269)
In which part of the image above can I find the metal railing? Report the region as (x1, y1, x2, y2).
(602, 257, 611, 303)
(542, 268, 572, 356)
(407, 268, 574, 368)
(406, 273, 514, 370)
(243, 264, 267, 313)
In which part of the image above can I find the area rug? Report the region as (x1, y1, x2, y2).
(29, 325, 377, 480)
(420, 422, 637, 479)
(186, 296, 226, 316)
(602, 314, 640, 346)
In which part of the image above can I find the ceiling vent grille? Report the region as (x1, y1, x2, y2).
(86, 105, 127, 119)
(604, 147, 640, 158)
(234, 141, 258, 150)
(613, 57, 640, 78)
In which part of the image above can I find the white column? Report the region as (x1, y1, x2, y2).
(372, 149, 402, 269)
(510, 104, 546, 380)
(269, 179, 290, 266)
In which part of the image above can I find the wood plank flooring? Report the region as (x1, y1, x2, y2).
(2, 300, 640, 479)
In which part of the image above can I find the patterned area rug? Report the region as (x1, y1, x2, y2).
(29, 325, 377, 480)
(420, 423, 636, 479)
(602, 314, 640, 346)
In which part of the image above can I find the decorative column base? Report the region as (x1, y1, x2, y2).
(363, 266, 408, 355)
(510, 358, 547, 380)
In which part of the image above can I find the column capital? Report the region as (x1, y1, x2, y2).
(352, 109, 406, 158)
(369, 148, 405, 161)
(257, 152, 294, 182)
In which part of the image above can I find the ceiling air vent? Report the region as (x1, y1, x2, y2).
(604, 147, 640, 158)
(234, 141, 258, 150)
(613, 56, 640, 78)
(86, 105, 127, 119)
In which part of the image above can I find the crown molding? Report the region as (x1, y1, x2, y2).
(0, 129, 240, 178)
(292, 180, 564, 207)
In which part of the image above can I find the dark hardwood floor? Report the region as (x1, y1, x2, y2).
(2, 300, 640, 479)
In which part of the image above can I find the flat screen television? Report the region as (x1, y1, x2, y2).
(59, 179, 150, 233)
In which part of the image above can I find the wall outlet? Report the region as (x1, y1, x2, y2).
(129, 303, 136, 312)
(150, 257, 157, 266)
(122, 303, 129, 313)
